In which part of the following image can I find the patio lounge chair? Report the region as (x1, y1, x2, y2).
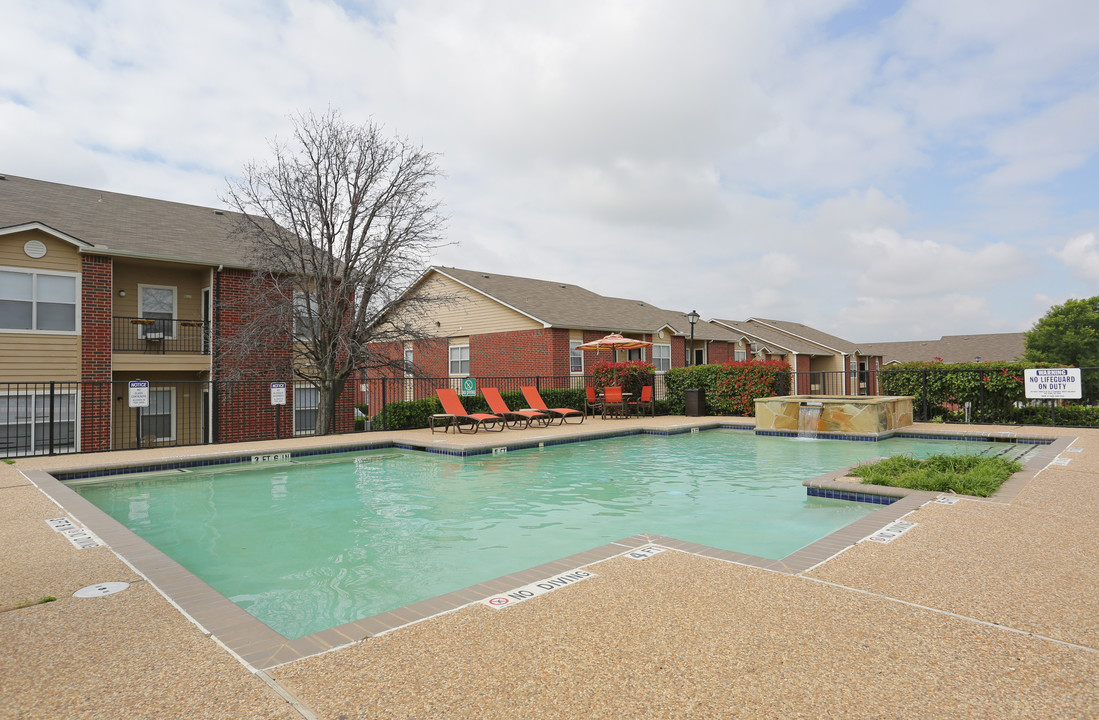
(630, 385, 655, 417)
(435, 388, 504, 434)
(483, 387, 551, 429)
(602, 386, 630, 419)
(520, 386, 585, 425)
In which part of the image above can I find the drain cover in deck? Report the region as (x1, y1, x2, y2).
(74, 582, 130, 598)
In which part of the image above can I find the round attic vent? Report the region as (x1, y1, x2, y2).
(23, 239, 47, 258)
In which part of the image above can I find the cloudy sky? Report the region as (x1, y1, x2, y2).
(3, 0, 1097, 341)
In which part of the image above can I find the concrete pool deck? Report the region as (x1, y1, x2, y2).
(2, 418, 1097, 718)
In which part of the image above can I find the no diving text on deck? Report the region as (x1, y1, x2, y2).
(483, 570, 596, 609)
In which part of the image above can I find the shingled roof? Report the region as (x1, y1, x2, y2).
(858, 333, 1026, 365)
(433, 267, 731, 338)
(710, 318, 832, 355)
(0, 174, 257, 267)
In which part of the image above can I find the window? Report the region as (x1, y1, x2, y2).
(294, 385, 319, 435)
(0, 268, 78, 332)
(449, 345, 470, 376)
(570, 340, 583, 374)
(403, 348, 414, 378)
(652, 344, 671, 372)
(0, 390, 77, 455)
(293, 290, 318, 339)
(693, 347, 706, 366)
(734, 348, 747, 362)
(627, 348, 645, 362)
(140, 388, 175, 442)
(138, 285, 177, 339)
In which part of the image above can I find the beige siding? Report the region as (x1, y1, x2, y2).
(417, 274, 543, 336)
(0, 232, 83, 382)
(111, 371, 207, 450)
(0, 335, 80, 382)
(0, 230, 82, 273)
(112, 262, 209, 321)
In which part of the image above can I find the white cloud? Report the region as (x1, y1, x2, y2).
(2, 0, 1097, 343)
(1055, 233, 1099, 282)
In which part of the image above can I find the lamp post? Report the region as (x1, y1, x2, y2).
(686, 310, 700, 366)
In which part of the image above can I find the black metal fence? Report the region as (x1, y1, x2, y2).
(0, 380, 368, 458)
(5, 367, 1097, 457)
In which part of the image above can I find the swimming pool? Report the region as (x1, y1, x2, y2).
(72, 430, 1025, 639)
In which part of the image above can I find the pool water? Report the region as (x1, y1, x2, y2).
(73, 431, 1025, 639)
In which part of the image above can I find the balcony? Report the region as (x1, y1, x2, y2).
(113, 317, 210, 354)
(112, 317, 211, 372)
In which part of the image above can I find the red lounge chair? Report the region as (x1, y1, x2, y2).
(483, 387, 550, 429)
(435, 388, 504, 434)
(630, 385, 655, 417)
(602, 386, 629, 419)
(520, 386, 585, 425)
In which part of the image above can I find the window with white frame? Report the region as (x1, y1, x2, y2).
(0, 268, 78, 333)
(569, 340, 583, 374)
(403, 347, 414, 378)
(627, 347, 645, 362)
(652, 344, 671, 372)
(0, 390, 77, 455)
(734, 347, 747, 362)
(294, 384, 319, 435)
(449, 345, 470, 376)
(138, 285, 177, 339)
(140, 388, 175, 442)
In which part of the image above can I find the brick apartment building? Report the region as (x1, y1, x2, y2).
(0, 174, 355, 456)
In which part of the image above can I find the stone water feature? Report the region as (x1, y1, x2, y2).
(754, 395, 914, 439)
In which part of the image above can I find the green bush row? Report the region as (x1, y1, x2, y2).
(878, 361, 1084, 423)
(664, 360, 791, 416)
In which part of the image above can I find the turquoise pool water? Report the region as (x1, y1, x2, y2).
(73, 431, 1024, 639)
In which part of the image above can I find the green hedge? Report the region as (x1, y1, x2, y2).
(367, 388, 586, 431)
(879, 361, 1073, 423)
(664, 360, 790, 416)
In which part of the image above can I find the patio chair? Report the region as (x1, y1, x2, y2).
(520, 386, 585, 425)
(602, 386, 630, 419)
(483, 387, 551, 429)
(435, 388, 504, 434)
(584, 386, 604, 417)
(630, 385, 655, 417)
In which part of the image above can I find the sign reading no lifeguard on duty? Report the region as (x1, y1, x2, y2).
(1024, 368, 1081, 399)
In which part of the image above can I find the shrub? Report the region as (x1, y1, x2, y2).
(589, 361, 655, 396)
(879, 361, 1072, 423)
(664, 360, 790, 416)
(850, 453, 1022, 497)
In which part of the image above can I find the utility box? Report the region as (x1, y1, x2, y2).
(684, 388, 706, 417)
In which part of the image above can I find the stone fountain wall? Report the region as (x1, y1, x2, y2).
(754, 396, 914, 438)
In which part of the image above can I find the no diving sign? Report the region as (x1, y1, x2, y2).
(1025, 368, 1081, 399)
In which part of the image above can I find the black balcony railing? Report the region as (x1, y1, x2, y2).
(113, 316, 210, 354)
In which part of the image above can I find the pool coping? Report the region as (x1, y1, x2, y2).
(19, 425, 1072, 672)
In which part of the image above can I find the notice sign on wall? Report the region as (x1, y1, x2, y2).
(1025, 368, 1082, 399)
(270, 382, 287, 405)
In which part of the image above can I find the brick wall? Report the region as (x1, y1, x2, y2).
(470, 328, 564, 376)
(80, 255, 112, 451)
(214, 270, 295, 442)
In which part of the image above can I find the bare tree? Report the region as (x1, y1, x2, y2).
(222, 109, 451, 434)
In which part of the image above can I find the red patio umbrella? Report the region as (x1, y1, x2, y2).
(575, 333, 653, 353)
